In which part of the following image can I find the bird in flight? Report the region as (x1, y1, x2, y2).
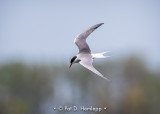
(69, 23, 110, 80)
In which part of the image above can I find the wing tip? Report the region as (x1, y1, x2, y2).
(93, 23, 104, 29)
(101, 75, 110, 81)
(98, 23, 104, 26)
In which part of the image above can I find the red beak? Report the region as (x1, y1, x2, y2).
(69, 64, 72, 68)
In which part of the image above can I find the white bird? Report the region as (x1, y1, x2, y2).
(69, 23, 110, 80)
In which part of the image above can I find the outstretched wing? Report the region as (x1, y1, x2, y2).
(79, 58, 109, 81)
(74, 23, 104, 54)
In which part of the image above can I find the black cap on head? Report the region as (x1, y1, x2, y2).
(70, 56, 77, 64)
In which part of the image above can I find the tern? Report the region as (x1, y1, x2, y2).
(69, 23, 109, 80)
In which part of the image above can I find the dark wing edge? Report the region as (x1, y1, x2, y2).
(74, 23, 104, 53)
(81, 23, 104, 39)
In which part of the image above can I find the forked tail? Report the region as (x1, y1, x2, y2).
(92, 51, 110, 59)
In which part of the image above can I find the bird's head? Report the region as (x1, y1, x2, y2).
(69, 56, 77, 68)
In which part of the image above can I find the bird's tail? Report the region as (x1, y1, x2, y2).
(92, 51, 110, 59)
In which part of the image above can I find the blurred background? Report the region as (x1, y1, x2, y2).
(0, 0, 160, 114)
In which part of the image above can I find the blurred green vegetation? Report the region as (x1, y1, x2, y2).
(0, 56, 160, 114)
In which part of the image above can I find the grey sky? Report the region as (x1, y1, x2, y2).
(0, 0, 160, 69)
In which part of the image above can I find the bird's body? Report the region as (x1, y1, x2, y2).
(70, 23, 109, 80)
